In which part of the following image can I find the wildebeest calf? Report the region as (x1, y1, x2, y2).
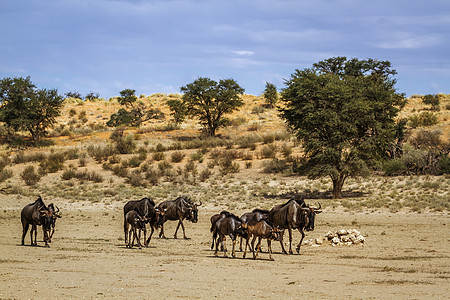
(242, 220, 280, 260)
(214, 213, 247, 258)
(124, 210, 147, 248)
(210, 211, 231, 250)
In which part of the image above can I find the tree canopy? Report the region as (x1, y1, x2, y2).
(107, 89, 164, 127)
(263, 82, 278, 108)
(0, 76, 64, 143)
(180, 77, 245, 137)
(280, 57, 406, 198)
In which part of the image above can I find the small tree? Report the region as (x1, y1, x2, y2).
(65, 91, 82, 99)
(180, 77, 245, 137)
(0, 76, 64, 143)
(107, 89, 164, 127)
(166, 98, 188, 125)
(85, 92, 100, 101)
(422, 94, 440, 111)
(263, 82, 278, 108)
(280, 57, 405, 198)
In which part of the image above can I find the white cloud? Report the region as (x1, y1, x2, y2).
(231, 50, 255, 56)
(376, 34, 442, 49)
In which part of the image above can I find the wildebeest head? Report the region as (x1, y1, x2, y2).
(47, 203, 62, 226)
(39, 209, 54, 232)
(155, 208, 166, 228)
(185, 200, 202, 223)
(135, 215, 147, 229)
(271, 225, 282, 241)
(302, 203, 322, 231)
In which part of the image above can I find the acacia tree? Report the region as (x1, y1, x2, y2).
(107, 89, 164, 127)
(263, 82, 278, 108)
(0, 76, 64, 143)
(180, 77, 245, 137)
(280, 57, 405, 198)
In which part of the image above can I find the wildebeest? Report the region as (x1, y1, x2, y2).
(123, 197, 164, 247)
(210, 210, 232, 250)
(124, 210, 147, 248)
(214, 213, 248, 258)
(47, 203, 61, 242)
(157, 196, 202, 239)
(21, 196, 59, 247)
(239, 209, 270, 251)
(242, 219, 281, 260)
(269, 198, 322, 254)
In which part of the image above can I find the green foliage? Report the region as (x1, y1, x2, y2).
(438, 156, 450, 174)
(408, 112, 438, 128)
(0, 76, 64, 143)
(280, 57, 405, 198)
(65, 91, 82, 99)
(171, 151, 185, 163)
(39, 152, 66, 174)
(422, 94, 440, 111)
(263, 82, 278, 108)
(107, 89, 164, 127)
(383, 159, 407, 176)
(180, 77, 245, 136)
(85, 92, 100, 101)
(166, 98, 188, 125)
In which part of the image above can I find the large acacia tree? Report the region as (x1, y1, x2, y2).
(0, 76, 64, 143)
(180, 77, 245, 137)
(280, 57, 405, 198)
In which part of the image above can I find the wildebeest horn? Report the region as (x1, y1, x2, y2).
(55, 205, 60, 213)
(197, 201, 202, 207)
(312, 202, 322, 211)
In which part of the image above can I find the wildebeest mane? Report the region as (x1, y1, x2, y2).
(252, 208, 269, 214)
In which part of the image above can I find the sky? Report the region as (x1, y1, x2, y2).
(1, 0, 449, 99)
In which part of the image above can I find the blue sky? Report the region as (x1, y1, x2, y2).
(1, 0, 449, 99)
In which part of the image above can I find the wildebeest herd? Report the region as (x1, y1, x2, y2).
(20, 195, 321, 260)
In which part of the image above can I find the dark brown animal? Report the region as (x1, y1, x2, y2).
(21, 196, 58, 247)
(123, 197, 163, 247)
(47, 203, 61, 242)
(242, 220, 281, 260)
(157, 197, 202, 239)
(239, 209, 269, 251)
(124, 210, 147, 248)
(210, 211, 232, 249)
(269, 198, 322, 254)
(214, 213, 248, 258)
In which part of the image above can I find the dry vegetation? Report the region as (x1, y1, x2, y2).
(0, 93, 449, 212)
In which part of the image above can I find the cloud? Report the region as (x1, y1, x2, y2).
(376, 34, 443, 49)
(231, 50, 255, 56)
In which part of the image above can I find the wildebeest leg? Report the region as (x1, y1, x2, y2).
(31, 224, 37, 246)
(21, 222, 29, 246)
(231, 235, 237, 258)
(296, 229, 305, 254)
(211, 229, 216, 250)
(243, 234, 251, 258)
(268, 239, 273, 261)
(278, 230, 287, 254)
(136, 228, 143, 247)
(42, 227, 49, 247)
(124, 219, 128, 246)
(174, 218, 188, 239)
(288, 227, 294, 254)
(222, 236, 227, 257)
(256, 237, 262, 253)
(145, 227, 154, 247)
(251, 236, 258, 259)
(159, 223, 166, 239)
(48, 227, 54, 243)
(214, 235, 220, 257)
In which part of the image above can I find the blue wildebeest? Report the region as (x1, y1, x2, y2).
(210, 210, 231, 250)
(269, 198, 321, 254)
(21, 196, 60, 247)
(124, 210, 147, 248)
(214, 213, 248, 258)
(239, 208, 270, 251)
(242, 219, 281, 260)
(157, 196, 202, 239)
(123, 197, 165, 247)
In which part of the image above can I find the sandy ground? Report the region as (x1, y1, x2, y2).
(0, 196, 449, 299)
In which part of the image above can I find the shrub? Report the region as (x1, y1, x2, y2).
(199, 168, 212, 181)
(112, 164, 129, 178)
(383, 159, 407, 176)
(422, 94, 440, 111)
(61, 169, 104, 182)
(39, 152, 66, 174)
(126, 170, 146, 187)
(438, 156, 450, 174)
(262, 134, 275, 144)
(0, 169, 13, 183)
(184, 160, 196, 173)
(219, 157, 240, 175)
(262, 158, 287, 173)
(69, 109, 77, 117)
(87, 145, 115, 163)
(280, 143, 293, 157)
(408, 112, 438, 128)
(260, 144, 277, 158)
(158, 161, 173, 174)
(21, 166, 41, 185)
(145, 167, 160, 185)
(109, 129, 136, 154)
(190, 150, 204, 162)
(171, 151, 185, 163)
(153, 152, 165, 161)
(128, 156, 143, 168)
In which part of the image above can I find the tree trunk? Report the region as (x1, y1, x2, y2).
(331, 174, 346, 199)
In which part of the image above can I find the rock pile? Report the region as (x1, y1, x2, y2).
(303, 229, 366, 246)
